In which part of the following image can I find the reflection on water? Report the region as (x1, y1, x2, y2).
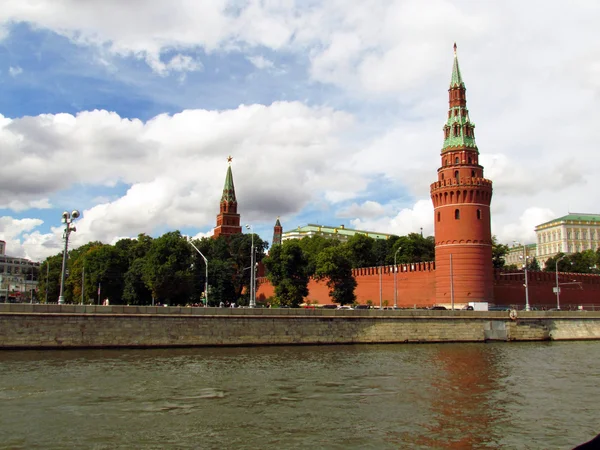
(1, 343, 599, 449)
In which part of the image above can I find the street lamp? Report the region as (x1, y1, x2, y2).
(394, 246, 402, 308)
(514, 241, 530, 311)
(58, 210, 80, 304)
(245, 224, 256, 308)
(189, 241, 208, 306)
(555, 255, 565, 310)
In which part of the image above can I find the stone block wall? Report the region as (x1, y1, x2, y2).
(1, 305, 600, 348)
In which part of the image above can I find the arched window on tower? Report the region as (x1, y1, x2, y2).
(455, 157, 459, 164)
(468, 156, 472, 164)
(437, 212, 441, 222)
(441, 173, 444, 180)
(471, 170, 475, 177)
(454, 170, 459, 181)
(477, 209, 481, 220)
(455, 209, 460, 220)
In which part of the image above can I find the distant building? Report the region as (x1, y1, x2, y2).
(534, 213, 600, 267)
(213, 156, 242, 238)
(0, 242, 40, 302)
(281, 223, 396, 242)
(505, 243, 537, 267)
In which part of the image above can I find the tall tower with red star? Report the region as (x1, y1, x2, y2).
(213, 156, 242, 239)
(430, 44, 494, 303)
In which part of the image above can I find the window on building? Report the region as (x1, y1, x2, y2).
(468, 156, 472, 164)
(437, 212, 441, 222)
(454, 170, 459, 180)
(471, 170, 475, 177)
(477, 209, 481, 219)
(455, 209, 460, 220)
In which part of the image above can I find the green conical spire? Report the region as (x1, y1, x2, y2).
(442, 44, 477, 152)
(275, 217, 281, 227)
(450, 42, 464, 88)
(221, 157, 237, 203)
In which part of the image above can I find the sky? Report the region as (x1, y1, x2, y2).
(1, 0, 599, 261)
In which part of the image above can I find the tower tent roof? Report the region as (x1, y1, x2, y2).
(450, 43, 465, 88)
(275, 217, 281, 227)
(221, 164, 237, 203)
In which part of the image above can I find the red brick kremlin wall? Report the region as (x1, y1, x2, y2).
(256, 265, 600, 309)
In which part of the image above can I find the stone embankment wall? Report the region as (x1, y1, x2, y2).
(2, 304, 600, 349)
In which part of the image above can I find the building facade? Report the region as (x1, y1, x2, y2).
(213, 157, 242, 238)
(534, 213, 600, 267)
(505, 243, 537, 267)
(430, 44, 494, 303)
(0, 241, 40, 302)
(281, 223, 396, 242)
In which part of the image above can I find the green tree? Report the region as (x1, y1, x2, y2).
(492, 236, 509, 269)
(297, 235, 339, 276)
(36, 254, 63, 303)
(315, 246, 357, 305)
(394, 233, 435, 263)
(264, 240, 310, 307)
(345, 234, 376, 268)
(143, 231, 193, 305)
(122, 258, 153, 305)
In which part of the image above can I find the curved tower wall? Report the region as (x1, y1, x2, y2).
(430, 45, 494, 303)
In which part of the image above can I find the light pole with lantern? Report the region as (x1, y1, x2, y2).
(189, 240, 209, 306)
(245, 224, 255, 308)
(555, 254, 566, 310)
(393, 246, 402, 308)
(58, 210, 80, 304)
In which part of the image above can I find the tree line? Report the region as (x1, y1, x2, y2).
(35, 231, 433, 306)
(35, 229, 600, 306)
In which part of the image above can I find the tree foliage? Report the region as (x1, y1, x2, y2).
(492, 236, 509, 269)
(264, 240, 310, 307)
(36, 231, 267, 306)
(314, 246, 357, 305)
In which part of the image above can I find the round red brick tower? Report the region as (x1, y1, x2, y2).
(430, 44, 494, 303)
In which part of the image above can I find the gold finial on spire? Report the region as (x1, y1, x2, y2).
(453, 42, 457, 56)
(227, 155, 233, 164)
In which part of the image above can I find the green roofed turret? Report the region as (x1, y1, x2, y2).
(442, 43, 477, 153)
(221, 157, 237, 203)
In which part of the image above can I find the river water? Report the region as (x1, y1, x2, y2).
(0, 342, 598, 449)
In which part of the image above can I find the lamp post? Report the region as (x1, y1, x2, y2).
(245, 224, 255, 308)
(394, 246, 402, 308)
(555, 255, 565, 310)
(189, 241, 209, 306)
(514, 241, 530, 311)
(58, 210, 80, 304)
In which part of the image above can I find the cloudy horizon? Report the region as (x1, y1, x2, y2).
(1, 1, 599, 261)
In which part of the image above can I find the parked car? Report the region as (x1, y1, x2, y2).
(354, 304, 370, 310)
(322, 304, 338, 309)
(462, 305, 474, 310)
(337, 305, 354, 310)
(430, 306, 447, 310)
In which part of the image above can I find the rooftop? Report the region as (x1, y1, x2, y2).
(283, 223, 396, 240)
(536, 213, 600, 229)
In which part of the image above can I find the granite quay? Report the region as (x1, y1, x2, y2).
(2, 303, 600, 349)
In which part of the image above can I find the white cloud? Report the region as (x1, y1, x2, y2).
(1, 0, 600, 258)
(0, 102, 356, 260)
(349, 199, 434, 237)
(247, 55, 274, 70)
(337, 201, 386, 219)
(8, 66, 22, 77)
